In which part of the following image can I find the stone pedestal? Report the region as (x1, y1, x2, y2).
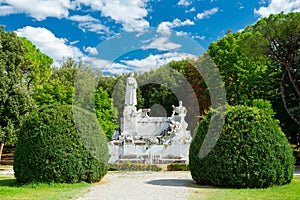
(123, 106, 137, 135)
(108, 142, 190, 164)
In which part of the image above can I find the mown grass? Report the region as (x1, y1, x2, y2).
(0, 175, 90, 200)
(189, 176, 300, 200)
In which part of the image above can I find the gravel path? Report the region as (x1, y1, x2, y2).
(1, 167, 299, 200)
(77, 171, 198, 200)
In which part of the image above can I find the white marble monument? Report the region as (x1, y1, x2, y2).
(108, 72, 192, 164)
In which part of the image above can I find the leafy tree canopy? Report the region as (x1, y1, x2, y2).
(0, 26, 52, 146)
(241, 12, 300, 126)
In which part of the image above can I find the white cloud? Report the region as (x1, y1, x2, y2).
(83, 46, 99, 55)
(176, 31, 188, 36)
(15, 26, 83, 62)
(69, 14, 110, 34)
(177, 0, 191, 6)
(179, 19, 195, 26)
(196, 7, 219, 20)
(82, 52, 197, 75)
(81, 56, 131, 74)
(1, 0, 150, 33)
(0, 5, 17, 16)
(193, 35, 206, 40)
(121, 52, 196, 73)
(104, 63, 132, 75)
(81, 56, 110, 68)
(185, 7, 196, 13)
(157, 18, 195, 36)
(76, 0, 150, 32)
(142, 37, 181, 51)
(254, 0, 300, 17)
(70, 40, 79, 45)
(0, 0, 73, 20)
(68, 14, 97, 22)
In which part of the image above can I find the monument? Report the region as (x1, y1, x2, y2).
(108, 72, 192, 164)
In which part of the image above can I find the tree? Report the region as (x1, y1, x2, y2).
(0, 27, 36, 162)
(168, 59, 211, 117)
(34, 58, 79, 105)
(208, 31, 281, 106)
(19, 37, 52, 91)
(241, 12, 300, 125)
(73, 64, 102, 111)
(98, 74, 118, 97)
(95, 87, 118, 140)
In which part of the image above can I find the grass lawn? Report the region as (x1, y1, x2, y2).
(189, 176, 300, 200)
(0, 175, 90, 200)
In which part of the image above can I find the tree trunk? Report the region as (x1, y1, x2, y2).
(285, 65, 300, 98)
(280, 71, 300, 126)
(0, 143, 4, 165)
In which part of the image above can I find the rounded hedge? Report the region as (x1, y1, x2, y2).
(14, 104, 109, 184)
(189, 104, 295, 188)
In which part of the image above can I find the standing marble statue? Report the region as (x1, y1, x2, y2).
(123, 72, 138, 136)
(125, 71, 137, 106)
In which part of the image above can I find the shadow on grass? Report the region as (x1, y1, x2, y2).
(0, 178, 18, 187)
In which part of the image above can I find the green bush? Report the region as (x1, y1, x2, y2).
(167, 164, 189, 171)
(189, 104, 295, 188)
(14, 104, 109, 184)
(109, 163, 162, 171)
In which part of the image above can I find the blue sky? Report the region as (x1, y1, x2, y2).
(0, 0, 299, 74)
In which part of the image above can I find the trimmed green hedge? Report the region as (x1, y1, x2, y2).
(167, 164, 189, 171)
(109, 163, 162, 171)
(189, 104, 295, 188)
(14, 104, 109, 184)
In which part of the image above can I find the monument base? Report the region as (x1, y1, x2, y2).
(108, 142, 190, 164)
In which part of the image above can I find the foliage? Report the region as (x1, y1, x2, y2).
(19, 37, 53, 91)
(98, 75, 118, 97)
(167, 163, 189, 171)
(0, 27, 36, 146)
(209, 21, 300, 146)
(95, 86, 118, 140)
(14, 104, 109, 184)
(208, 31, 280, 106)
(241, 12, 300, 126)
(0, 26, 52, 164)
(189, 104, 295, 188)
(109, 163, 162, 171)
(168, 59, 210, 117)
(137, 66, 183, 116)
(73, 64, 102, 111)
(34, 58, 79, 105)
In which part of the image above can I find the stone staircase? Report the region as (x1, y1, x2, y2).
(116, 154, 186, 164)
(0, 146, 14, 165)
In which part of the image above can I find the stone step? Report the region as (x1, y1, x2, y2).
(1, 146, 14, 165)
